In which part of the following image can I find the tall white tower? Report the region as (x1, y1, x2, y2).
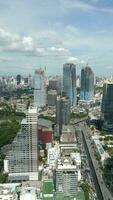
(4, 107, 38, 181)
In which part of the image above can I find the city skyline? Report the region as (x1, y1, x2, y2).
(0, 0, 113, 76)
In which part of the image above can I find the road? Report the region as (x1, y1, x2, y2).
(80, 123, 113, 200)
(76, 127, 97, 199)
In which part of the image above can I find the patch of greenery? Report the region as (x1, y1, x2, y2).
(0, 173, 8, 183)
(70, 112, 88, 119)
(38, 114, 55, 122)
(103, 157, 113, 191)
(0, 120, 20, 148)
(0, 154, 5, 171)
(80, 182, 90, 200)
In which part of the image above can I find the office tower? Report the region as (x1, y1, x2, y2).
(4, 107, 38, 181)
(47, 90, 57, 106)
(55, 159, 78, 198)
(16, 74, 21, 85)
(63, 63, 76, 106)
(80, 66, 94, 100)
(34, 68, 46, 108)
(48, 76, 62, 94)
(101, 81, 113, 132)
(56, 96, 70, 135)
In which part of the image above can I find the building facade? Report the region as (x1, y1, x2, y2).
(80, 66, 94, 100)
(56, 96, 70, 135)
(48, 76, 62, 94)
(47, 90, 57, 107)
(101, 81, 113, 132)
(63, 63, 76, 106)
(55, 159, 78, 198)
(34, 68, 46, 108)
(4, 107, 38, 181)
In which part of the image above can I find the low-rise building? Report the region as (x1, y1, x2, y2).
(0, 183, 20, 200)
(92, 136, 109, 163)
(20, 187, 38, 200)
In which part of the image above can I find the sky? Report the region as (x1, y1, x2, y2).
(0, 0, 113, 76)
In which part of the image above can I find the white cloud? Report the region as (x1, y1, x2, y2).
(0, 57, 14, 62)
(67, 56, 78, 63)
(60, 0, 95, 12)
(60, 0, 113, 15)
(48, 47, 70, 55)
(106, 66, 113, 69)
(79, 60, 86, 65)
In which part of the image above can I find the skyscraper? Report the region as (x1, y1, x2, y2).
(48, 76, 62, 95)
(56, 96, 70, 135)
(16, 74, 21, 85)
(101, 81, 113, 132)
(4, 107, 38, 181)
(34, 68, 46, 108)
(47, 90, 57, 107)
(63, 63, 76, 106)
(80, 66, 94, 100)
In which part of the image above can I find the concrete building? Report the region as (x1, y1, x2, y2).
(4, 107, 38, 181)
(55, 158, 78, 198)
(20, 187, 38, 200)
(56, 96, 71, 135)
(80, 66, 94, 100)
(71, 153, 81, 181)
(38, 128, 53, 144)
(47, 145, 60, 168)
(92, 136, 108, 164)
(47, 90, 57, 107)
(34, 68, 46, 108)
(0, 183, 20, 200)
(60, 126, 77, 155)
(101, 81, 113, 132)
(63, 63, 77, 106)
(48, 76, 62, 94)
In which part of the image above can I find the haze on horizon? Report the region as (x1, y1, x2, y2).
(0, 0, 113, 76)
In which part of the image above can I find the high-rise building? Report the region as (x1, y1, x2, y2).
(80, 66, 94, 100)
(101, 81, 113, 132)
(56, 96, 70, 135)
(63, 63, 76, 106)
(34, 68, 46, 108)
(16, 74, 21, 85)
(47, 90, 57, 107)
(4, 107, 38, 181)
(55, 159, 78, 198)
(48, 76, 62, 94)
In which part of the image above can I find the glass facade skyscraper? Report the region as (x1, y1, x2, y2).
(56, 96, 70, 135)
(80, 66, 94, 100)
(101, 81, 113, 132)
(63, 63, 76, 106)
(34, 68, 46, 108)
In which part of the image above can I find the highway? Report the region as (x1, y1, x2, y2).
(80, 123, 113, 200)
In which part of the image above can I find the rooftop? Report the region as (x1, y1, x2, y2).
(42, 180, 54, 194)
(76, 191, 85, 200)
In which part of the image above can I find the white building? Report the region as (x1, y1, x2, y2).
(92, 136, 109, 163)
(4, 107, 38, 181)
(71, 153, 81, 181)
(0, 183, 20, 200)
(55, 158, 78, 197)
(20, 187, 37, 200)
(47, 145, 60, 168)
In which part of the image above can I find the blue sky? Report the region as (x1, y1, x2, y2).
(0, 0, 113, 76)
